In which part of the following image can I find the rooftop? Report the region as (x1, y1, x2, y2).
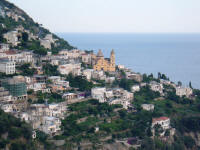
(152, 117, 169, 123)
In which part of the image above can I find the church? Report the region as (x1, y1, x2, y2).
(93, 49, 115, 72)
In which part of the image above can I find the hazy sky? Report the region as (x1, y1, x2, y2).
(8, 0, 200, 33)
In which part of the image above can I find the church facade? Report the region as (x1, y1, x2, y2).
(93, 49, 115, 72)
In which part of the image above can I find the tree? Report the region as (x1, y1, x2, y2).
(119, 78, 135, 91)
(183, 136, 195, 148)
(147, 127, 153, 137)
(36, 130, 48, 143)
(164, 129, 170, 136)
(154, 124, 163, 136)
(66, 74, 93, 91)
(27, 89, 34, 95)
(17, 63, 36, 76)
(189, 81, 193, 89)
(43, 64, 59, 76)
(149, 73, 154, 78)
(158, 72, 161, 79)
(178, 81, 182, 87)
(22, 32, 28, 42)
(8, 127, 21, 139)
(161, 74, 167, 80)
(140, 137, 155, 150)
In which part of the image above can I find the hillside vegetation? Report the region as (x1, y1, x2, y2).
(0, 0, 73, 55)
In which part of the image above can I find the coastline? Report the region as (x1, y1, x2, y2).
(58, 33, 200, 89)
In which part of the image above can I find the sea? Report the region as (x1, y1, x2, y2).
(58, 33, 200, 89)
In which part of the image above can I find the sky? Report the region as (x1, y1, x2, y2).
(8, 0, 200, 33)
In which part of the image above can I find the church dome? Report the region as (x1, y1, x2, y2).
(97, 49, 104, 57)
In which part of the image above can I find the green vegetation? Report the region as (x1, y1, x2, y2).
(42, 64, 60, 76)
(33, 91, 65, 104)
(16, 63, 37, 76)
(66, 73, 94, 91)
(142, 73, 159, 83)
(0, 0, 73, 54)
(118, 78, 138, 91)
(18, 39, 48, 56)
(58, 99, 158, 146)
(0, 109, 35, 150)
(60, 100, 127, 144)
(157, 72, 169, 80)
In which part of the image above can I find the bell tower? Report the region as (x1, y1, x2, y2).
(110, 49, 115, 68)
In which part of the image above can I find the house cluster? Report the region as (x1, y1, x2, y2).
(0, 76, 28, 114)
(15, 102, 67, 135)
(91, 87, 134, 109)
(24, 75, 71, 94)
(0, 45, 121, 135)
(3, 25, 37, 46)
(0, 75, 69, 135)
(0, 46, 34, 75)
(4, 7, 25, 22)
(0, 17, 194, 138)
(0, 6, 25, 21)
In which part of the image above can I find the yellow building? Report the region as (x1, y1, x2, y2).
(93, 49, 115, 72)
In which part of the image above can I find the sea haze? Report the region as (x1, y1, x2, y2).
(58, 33, 200, 89)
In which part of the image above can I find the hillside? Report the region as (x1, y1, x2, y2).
(0, 109, 36, 150)
(1, 1, 200, 150)
(0, 0, 73, 55)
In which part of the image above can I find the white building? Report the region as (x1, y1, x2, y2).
(105, 77, 115, 83)
(59, 49, 82, 59)
(50, 59, 59, 66)
(20, 51, 34, 64)
(131, 85, 140, 93)
(109, 99, 131, 109)
(152, 117, 170, 130)
(0, 52, 7, 58)
(0, 44, 9, 52)
(0, 58, 15, 74)
(3, 31, 19, 46)
(48, 76, 61, 83)
(30, 103, 66, 119)
(18, 112, 31, 122)
(91, 87, 106, 103)
(122, 90, 134, 100)
(126, 72, 143, 82)
(58, 63, 81, 76)
(92, 70, 106, 80)
(117, 65, 125, 70)
(41, 116, 61, 135)
(4, 50, 21, 62)
(40, 34, 56, 49)
(149, 81, 163, 95)
(62, 93, 78, 100)
(40, 39, 51, 49)
(82, 53, 92, 64)
(176, 86, 193, 98)
(56, 80, 69, 88)
(29, 83, 46, 92)
(82, 69, 94, 80)
(141, 104, 154, 111)
(105, 90, 114, 99)
(1, 104, 15, 113)
(0, 87, 12, 102)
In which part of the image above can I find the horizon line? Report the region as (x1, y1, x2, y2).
(55, 32, 200, 34)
